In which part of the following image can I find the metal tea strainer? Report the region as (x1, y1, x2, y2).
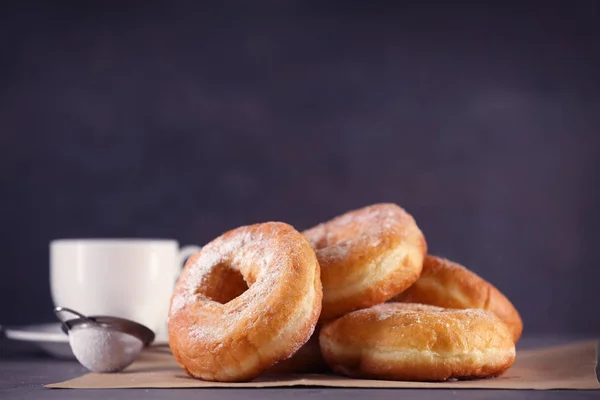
(54, 307, 155, 373)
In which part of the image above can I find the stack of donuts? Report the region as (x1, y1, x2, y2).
(168, 203, 522, 382)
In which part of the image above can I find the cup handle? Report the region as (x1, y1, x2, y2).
(178, 245, 202, 269)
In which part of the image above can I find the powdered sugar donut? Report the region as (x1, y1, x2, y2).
(303, 203, 427, 321)
(168, 222, 322, 382)
(319, 303, 516, 381)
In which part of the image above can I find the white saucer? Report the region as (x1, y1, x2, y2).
(3, 322, 169, 359)
(4, 323, 74, 359)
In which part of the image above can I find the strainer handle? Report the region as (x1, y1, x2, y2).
(53, 306, 97, 332)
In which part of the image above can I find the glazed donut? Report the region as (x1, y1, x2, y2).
(319, 303, 516, 381)
(303, 203, 427, 321)
(390, 255, 523, 342)
(168, 222, 322, 382)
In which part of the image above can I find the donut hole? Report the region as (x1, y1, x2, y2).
(199, 263, 249, 304)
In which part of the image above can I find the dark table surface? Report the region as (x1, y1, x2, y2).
(1, 334, 599, 399)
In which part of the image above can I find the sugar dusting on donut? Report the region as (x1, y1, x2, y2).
(169, 222, 316, 355)
(170, 228, 277, 316)
(320, 302, 516, 381)
(189, 324, 223, 344)
(305, 203, 415, 257)
(303, 203, 427, 321)
(168, 222, 322, 382)
(314, 242, 350, 262)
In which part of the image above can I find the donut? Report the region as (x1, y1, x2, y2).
(319, 303, 516, 381)
(303, 203, 427, 321)
(168, 222, 322, 382)
(390, 255, 523, 342)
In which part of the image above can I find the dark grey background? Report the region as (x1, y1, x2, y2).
(1, 1, 599, 335)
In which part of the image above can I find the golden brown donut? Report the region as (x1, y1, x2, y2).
(303, 203, 427, 321)
(319, 303, 516, 381)
(168, 222, 322, 382)
(390, 255, 523, 342)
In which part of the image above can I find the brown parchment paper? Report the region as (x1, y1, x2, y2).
(46, 340, 600, 390)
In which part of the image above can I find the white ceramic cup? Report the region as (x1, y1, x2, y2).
(50, 239, 201, 341)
